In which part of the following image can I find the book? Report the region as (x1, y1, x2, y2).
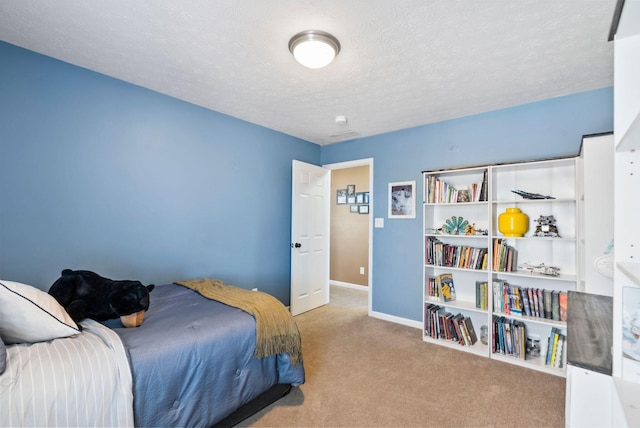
(479, 169, 488, 202)
(437, 273, 456, 302)
(559, 291, 568, 322)
(476, 280, 488, 309)
(453, 313, 466, 345)
(537, 289, 545, 319)
(463, 316, 478, 345)
(511, 286, 522, 315)
(530, 288, 539, 318)
(521, 287, 531, 316)
(543, 289, 553, 319)
(553, 334, 565, 368)
(457, 315, 470, 346)
(551, 290, 560, 321)
(546, 328, 562, 366)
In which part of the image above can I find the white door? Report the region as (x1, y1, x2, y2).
(290, 160, 330, 316)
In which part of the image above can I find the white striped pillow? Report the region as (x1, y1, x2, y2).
(0, 280, 80, 345)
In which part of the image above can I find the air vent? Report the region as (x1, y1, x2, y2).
(328, 130, 360, 139)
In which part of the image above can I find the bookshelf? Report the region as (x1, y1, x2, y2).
(423, 158, 577, 377)
(610, 3, 640, 424)
(423, 167, 491, 358)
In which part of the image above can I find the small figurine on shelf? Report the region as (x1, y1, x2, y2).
(526, 335, 542, 358)
(442, 216, 468, 235)
(520, 262, 560, 277)
(533, 215, 560, 237)
(465, 223, 476, 235)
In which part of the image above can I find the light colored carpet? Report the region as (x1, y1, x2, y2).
(240, 286, 565, 427)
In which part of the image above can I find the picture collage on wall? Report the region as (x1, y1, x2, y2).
(336, 184, 369, 214)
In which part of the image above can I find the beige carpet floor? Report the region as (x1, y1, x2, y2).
(239, 286, 565, 427)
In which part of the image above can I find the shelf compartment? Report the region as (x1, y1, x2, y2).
(491, 352, 567, 377)
(424, 298, 488, 315)
(491, 158, 577, 202)
(493, 270, 577, 283)
(493, 311, 567, 328)
(422, 335, 489, 357)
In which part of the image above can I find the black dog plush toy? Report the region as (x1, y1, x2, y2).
(48, 269, 155, 328)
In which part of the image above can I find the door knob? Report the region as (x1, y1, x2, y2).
(291, 242, 302, 248)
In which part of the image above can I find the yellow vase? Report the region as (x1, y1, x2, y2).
(498, 208, 529, 237)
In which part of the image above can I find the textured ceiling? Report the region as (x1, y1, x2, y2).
(0, 0, 616, 145)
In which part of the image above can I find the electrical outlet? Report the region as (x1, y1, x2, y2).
(359, 267, 365, 275)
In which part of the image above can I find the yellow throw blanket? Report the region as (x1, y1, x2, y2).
(174, 278, 302, 367)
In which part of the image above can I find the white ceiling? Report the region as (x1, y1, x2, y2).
(0, 1, 617, 145)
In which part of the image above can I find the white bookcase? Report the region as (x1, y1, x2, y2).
(611, 2, 640, 424)
(423, 158, 578, 377)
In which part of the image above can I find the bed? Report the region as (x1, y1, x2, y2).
(0, 279, 305, 427)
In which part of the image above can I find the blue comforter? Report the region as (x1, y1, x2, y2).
(106, 283, 304, 427)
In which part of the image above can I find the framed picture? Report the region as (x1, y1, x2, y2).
(346, 184, 356, 196)
(347, 195, 356, 204)
(364, 192, 370, 204)
(350, 205, 359, 213)
(336, 189, 347, 204)
(356, 192, 365, 204)
(388, 181, 416, 219)
(359, 204, 369, 214)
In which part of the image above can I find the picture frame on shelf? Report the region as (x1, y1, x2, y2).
(350, 205, 359, 213)
(336, 189, 347, 205)
(388, 181, 416, 219)
(359, 205, 369, 214)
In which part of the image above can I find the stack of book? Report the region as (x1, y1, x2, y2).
(425, 175, 486, 204)
(425, 237, 488, 270)
(425, 273, 456, 302)
(545, 328, 566, 368)
(492, 280, 568, 321)
(475, 280, 488, 310)
(424, 303, 478, 346)
(492, 315, 527, 360)
(492, 238, 517, 272)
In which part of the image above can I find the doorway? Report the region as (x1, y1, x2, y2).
(324, 158, 373, 314)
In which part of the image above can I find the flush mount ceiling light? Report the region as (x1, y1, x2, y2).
(288, 30, 341, 69)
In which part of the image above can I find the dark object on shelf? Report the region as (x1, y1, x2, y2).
(533, 215, 561, 237)
(511, 189, 555, 199)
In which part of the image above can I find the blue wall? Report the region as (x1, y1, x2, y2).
(322, 87, 613, 321)
(0, 41, 320, 303)
(0, 40, 613, 320)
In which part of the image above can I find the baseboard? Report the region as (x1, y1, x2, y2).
(370, 310, 422, 330)
(330, 280, 368, 291)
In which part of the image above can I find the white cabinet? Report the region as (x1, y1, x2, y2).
(422, 158, 577, 376)
(565, 366, 613, 428)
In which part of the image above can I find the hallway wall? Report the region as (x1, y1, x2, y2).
(330, 166, 369, 286)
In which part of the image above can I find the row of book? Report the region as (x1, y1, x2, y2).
(546, 328, 566, 368)
(492, 238, 517, 272)
(492, 316, 526, 360)
(493, 280, 568, 322)
(424, 172, 488, 204)
(425, 237, 488, 270)
(425, 273, 457, 301)
(425, 303, 478, 346)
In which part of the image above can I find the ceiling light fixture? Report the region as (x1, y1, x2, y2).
(288, 30, 341, 69)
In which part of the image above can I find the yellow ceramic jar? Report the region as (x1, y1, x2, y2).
(498, 207, 529, 237)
